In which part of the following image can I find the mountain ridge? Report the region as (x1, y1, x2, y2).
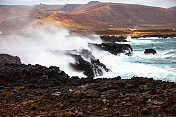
(0, 1, 176, 34)
(41, 2, 176, 30)
(168, 6, 176, 11)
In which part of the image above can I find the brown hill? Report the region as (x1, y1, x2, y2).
(0, 4, 62, 34)
(0, 5, 35, 34)
(68, 1, 102, 13)
(0, 2, 176, 33)
(169, 6, 176, 11)
(35, 2, 176, 30)
(59, 4, 81, 12)
(0, 5, 34, 20)
(45, 2, 176, 30)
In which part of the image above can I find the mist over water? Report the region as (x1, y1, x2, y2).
(0, 27, 176, 82)
(0, 27, 102, 77)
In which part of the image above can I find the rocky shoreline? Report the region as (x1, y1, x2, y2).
(97, 29, 176, 41)
(0, 54, 176, 116)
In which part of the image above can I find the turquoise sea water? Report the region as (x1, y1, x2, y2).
(91, 37, 176, 82)
(127, 37, 176, 81)
(0, 32, 175, 82)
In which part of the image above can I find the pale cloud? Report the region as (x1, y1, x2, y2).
(0, 0, 175, 8)
(0, 0, 45, 5)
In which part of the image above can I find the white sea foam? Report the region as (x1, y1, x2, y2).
(138, 37, 176, 39)
(137, 37, 161, 39)
(0, 27, 175, 82)
(124, 36, 152, 44)
(0, 27, 101, 77)
(91, 47, 176, 82)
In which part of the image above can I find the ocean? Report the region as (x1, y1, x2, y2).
(129, 37, 176, 82)
(94, 37, 176, 82)
(0, 28, 175, 82)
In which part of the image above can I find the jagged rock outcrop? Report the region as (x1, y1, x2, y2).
(0, 67, 176, 117)
(144, 49, 157, 54)
(0, 63, 69, 89)
(89, 43, 133, 56)
(0, 54, 21, 67)
(0, 54, 69, 88)
(100, 36, 127, 42)
(0, 54, 176, 117)
(68, 49, 109, 77)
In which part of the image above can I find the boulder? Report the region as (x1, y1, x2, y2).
(144, 49, 157, 54)
(0, 63, 69, 86)
(68, 49, 109, 77)
(51, 49, 109, 77)
(0, 54, 21, 66)
(89, 43, 133, 56)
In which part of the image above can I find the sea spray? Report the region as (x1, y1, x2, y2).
(0, 27, 102, 77)
(0, 27, 176, 81)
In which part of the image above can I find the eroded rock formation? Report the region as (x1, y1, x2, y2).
(68, 49, 109, 77)
(89, 43, 133, 56)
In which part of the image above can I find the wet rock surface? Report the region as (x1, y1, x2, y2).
(52, 49, 109, 77)
(69, 49, 109, 77)
(0, 62, 176, 116)
(89, 43, 133, 56)
(144, 49, 157, 54)
(100, 36, 127, 42)
(53, 43, 132, 77)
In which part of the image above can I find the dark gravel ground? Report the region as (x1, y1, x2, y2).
(0, 62, 176, 117)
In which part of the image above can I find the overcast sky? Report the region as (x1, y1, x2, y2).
(0, 0, 176, 8)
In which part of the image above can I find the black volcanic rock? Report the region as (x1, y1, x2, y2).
(0, 54, 69, 88)
(69, 49, 109, 77)
(51, 49, 109, 77)
(0, 54, 21, 66)
(89, 43, 133, 56)
(0, 54, 176, 117)
(144, 49, 157, 54)
(0, 63, 69, 88)
(0, 64, 176, 117)
(100, 36, 127, 42)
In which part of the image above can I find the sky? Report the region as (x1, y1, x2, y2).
(0, 0, 175, 8)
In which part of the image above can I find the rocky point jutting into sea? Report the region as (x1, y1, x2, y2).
(0, 53, 176, 116)
(0, 31, 176, 117)
(0, 1, 176, 116)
